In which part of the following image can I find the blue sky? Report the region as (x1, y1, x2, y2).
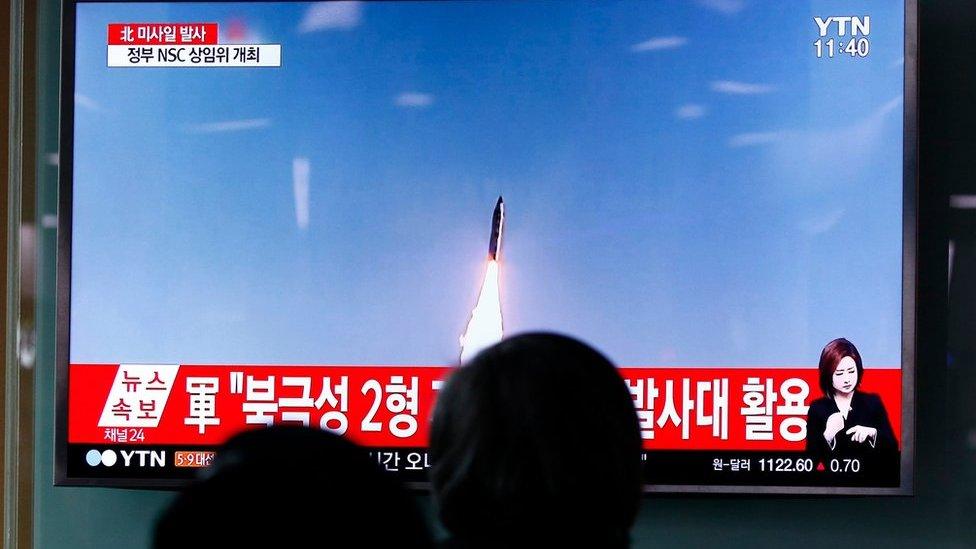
(70, 1, 905, 367)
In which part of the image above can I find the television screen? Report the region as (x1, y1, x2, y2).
(57, 0, 915, 493)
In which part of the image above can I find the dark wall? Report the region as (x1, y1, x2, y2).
(30, 2, 973, 547)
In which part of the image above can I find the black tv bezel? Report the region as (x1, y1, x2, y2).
(55, 0, 919, 494)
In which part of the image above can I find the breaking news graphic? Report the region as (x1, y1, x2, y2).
(60, 1, 911, 493)
(106, 22, 281, 67)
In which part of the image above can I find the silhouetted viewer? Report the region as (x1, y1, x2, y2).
(154, 425, 432, 548)
(430, 333, 643, 548)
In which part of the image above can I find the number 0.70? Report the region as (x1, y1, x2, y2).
(830, 458, 861, 472)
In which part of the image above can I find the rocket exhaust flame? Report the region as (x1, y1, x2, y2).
(459, 260, 503, 363)
(459, 197, 505, 364)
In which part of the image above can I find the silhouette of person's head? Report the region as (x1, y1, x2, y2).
(430, 332, 642, 548)
(154, 425, 432, 548)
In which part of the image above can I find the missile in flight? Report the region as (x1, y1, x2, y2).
(487, 196, 504, 260)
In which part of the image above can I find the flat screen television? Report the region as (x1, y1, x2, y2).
(57, 0, 917, 494)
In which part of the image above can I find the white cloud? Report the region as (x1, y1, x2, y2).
(877, 96, 902, 116)
(891, 56, 905, 68)
(729, 95, 902, 204)
(630, 36, 688, 52)
(798, 207, 846, 235)
(676, 104, 706, 119)
(730, 96, 901, 150)
(395, 92, 434, 108)
(75, 93, 100, 111)
(728, 131, 784, 147)
(696, 0, 746, 14)
(184, 118, 271, 133)
(728, 97, 902, 240)
(292, 157, 310, 230)
(711, 80, 775, 95)
(299, 1, 362, 32)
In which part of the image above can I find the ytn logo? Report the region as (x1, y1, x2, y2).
(814, 16, 870, 37)
(86, 449, 118, 467)
(86, 449, 166, 467)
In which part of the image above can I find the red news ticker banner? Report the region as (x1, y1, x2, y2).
(68, 364, 901, 451)
(107, 23, 218, 45)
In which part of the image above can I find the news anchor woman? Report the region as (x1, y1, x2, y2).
(805, 338, 897, 456)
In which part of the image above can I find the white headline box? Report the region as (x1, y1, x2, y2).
(107, 44, 281, 67)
